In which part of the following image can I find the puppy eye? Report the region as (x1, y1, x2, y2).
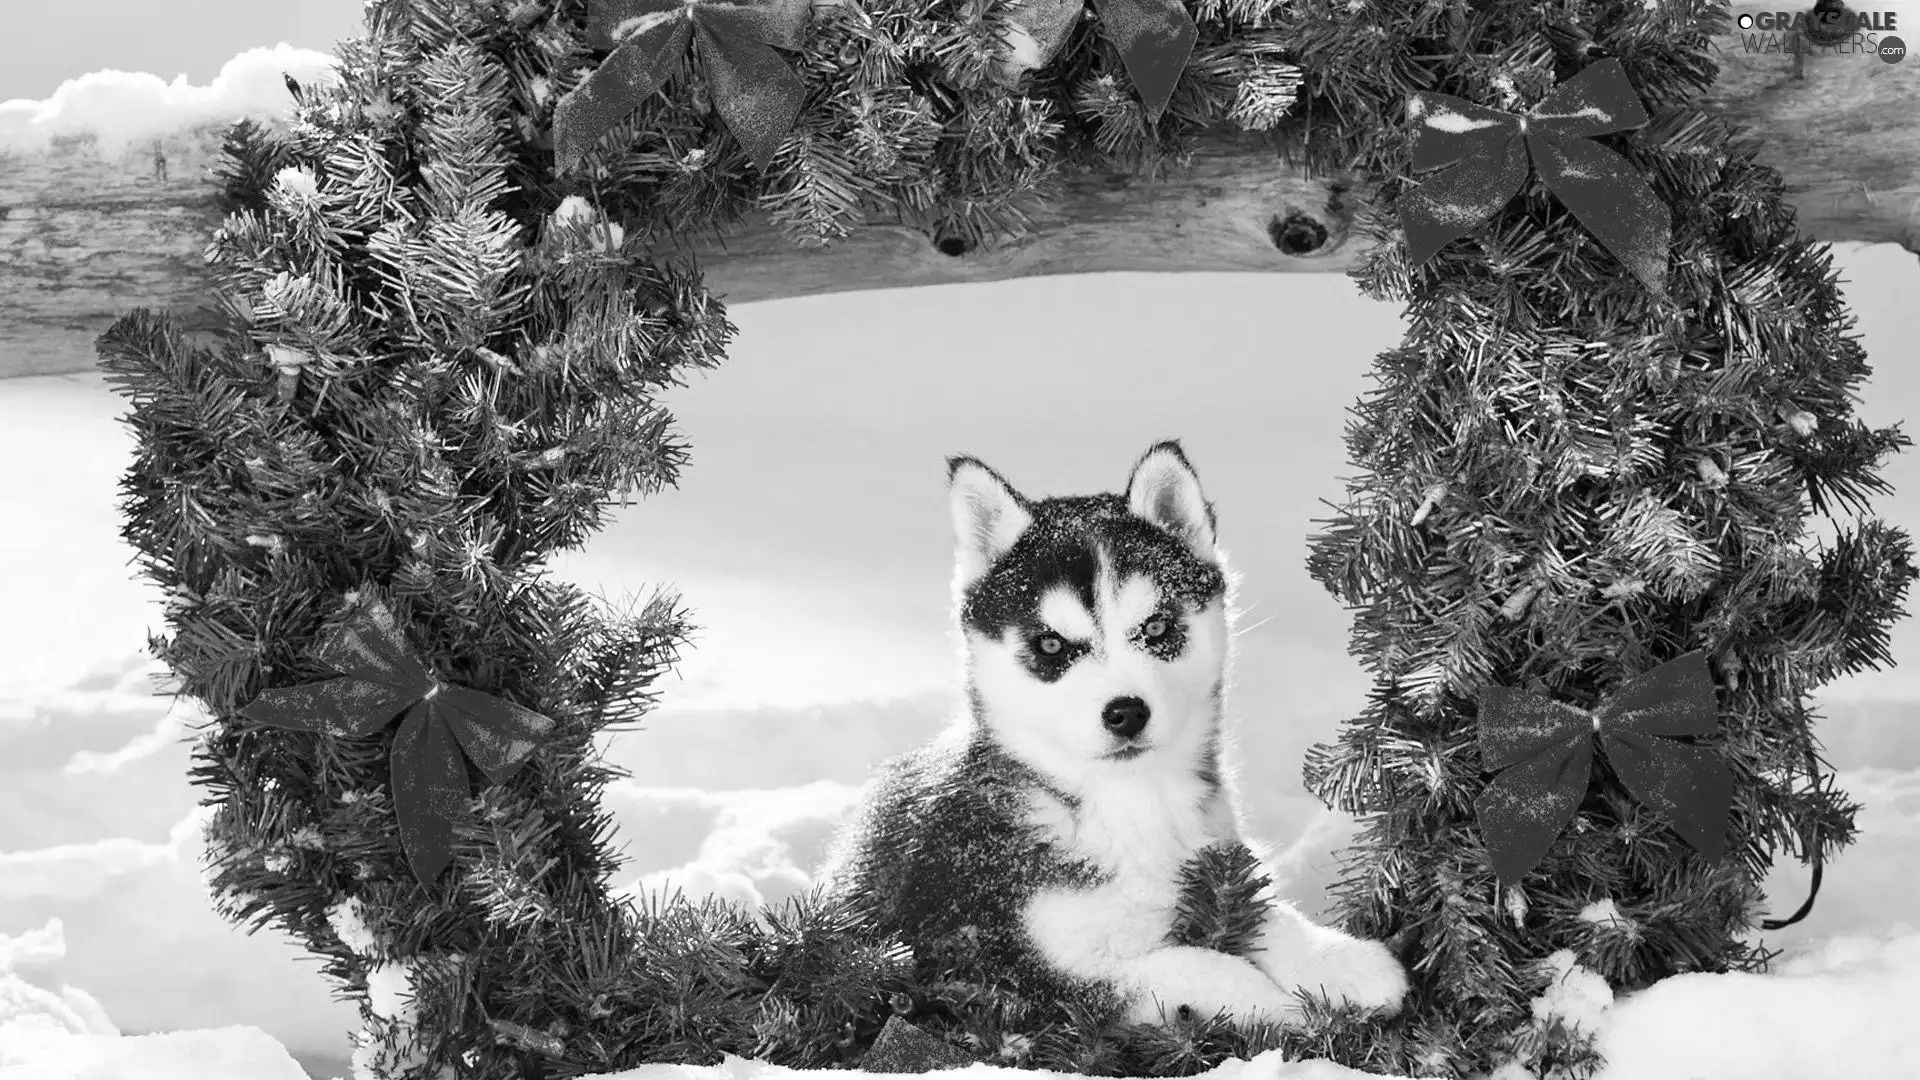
(1141, 615, 1171, 640)
(1033, 632, 1066, 656)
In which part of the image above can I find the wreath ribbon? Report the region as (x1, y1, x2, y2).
(1399, 58, 1672, 299)
(1475, 650, 1732, 885)
(554, 0, 812, 172)
(239, 595, 557, 886)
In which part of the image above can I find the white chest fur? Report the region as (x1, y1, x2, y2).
(1019, 763, 1250, 992)
(1026, 764, 1237, 903)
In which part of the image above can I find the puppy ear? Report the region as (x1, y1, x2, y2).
(1126, 440, 1217, 560)
(948, 456, 1032, 584)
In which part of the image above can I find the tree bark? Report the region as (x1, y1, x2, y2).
(2, 13, 1914, 380)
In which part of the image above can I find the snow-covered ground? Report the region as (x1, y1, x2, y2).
(5, 46, 1920, 1080)
(7, 929, 1920, 1080)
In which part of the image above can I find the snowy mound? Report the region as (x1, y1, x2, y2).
(6, 930, 1919, 1080)
(2, 1026, 310, 1080)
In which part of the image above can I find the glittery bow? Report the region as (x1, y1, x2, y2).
(1475, 650, 1731, 885)
(238, 595, 556, 886)
(1089, 0, 1198, 122)
(553, 0, 812, 172)
(1398, 58, 1672, 299)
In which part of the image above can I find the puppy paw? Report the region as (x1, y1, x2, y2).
(1279, 935, 1409, 1016)
(1122, 946, 1303, 1029)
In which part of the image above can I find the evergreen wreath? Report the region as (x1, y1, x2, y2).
(94, 0, 1915, 1077)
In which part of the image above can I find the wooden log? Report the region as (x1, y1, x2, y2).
(2, 5, 1914, 380)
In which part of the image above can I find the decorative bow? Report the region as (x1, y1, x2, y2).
(1089, 0, 1198, 123)
(1473, 650, 1732, 886)
(1398, 58, 1672, 299)
(238, 595, 556, 887)
(982, 0, 1196, 120)
(552, 0, 811, 173)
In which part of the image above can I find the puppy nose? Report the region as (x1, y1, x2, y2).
(1101, 696, 1150, 738)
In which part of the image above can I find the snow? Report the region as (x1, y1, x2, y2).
(272, 166, 321, 204)
(324, 899, 379, 958)
(1417, 104, 1501, 134)
(1593, 929, 1920, 1080)
(1, 1026, 311, 1080)
(1527, 951, 1612, 1035)
(359, 963, 414, 1026)
(553, 195, 628, 250)
(1574, 899, 1624, 927)
(1, 920, 309, 1080)
(14, 926, 1918, 1080)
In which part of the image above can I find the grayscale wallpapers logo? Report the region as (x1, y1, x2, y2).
(1733, 9, 1905, 62)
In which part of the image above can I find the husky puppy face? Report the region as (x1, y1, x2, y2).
(948, 442, 1229, 794)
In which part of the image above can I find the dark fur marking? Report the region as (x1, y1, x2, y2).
(1132, 613, 1189, 660)
(1195, 749, 1221, 793)
(959, 494, 1225, 659)
(822, 728, 1119, 1011)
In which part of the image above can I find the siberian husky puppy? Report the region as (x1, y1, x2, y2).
(819, 442, 1408, 1027)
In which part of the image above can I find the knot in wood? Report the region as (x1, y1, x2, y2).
(931, 223, 973, 257)
(1266, 212, 1330, 256)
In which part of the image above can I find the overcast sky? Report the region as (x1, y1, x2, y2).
(0, 0, 362, 104)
